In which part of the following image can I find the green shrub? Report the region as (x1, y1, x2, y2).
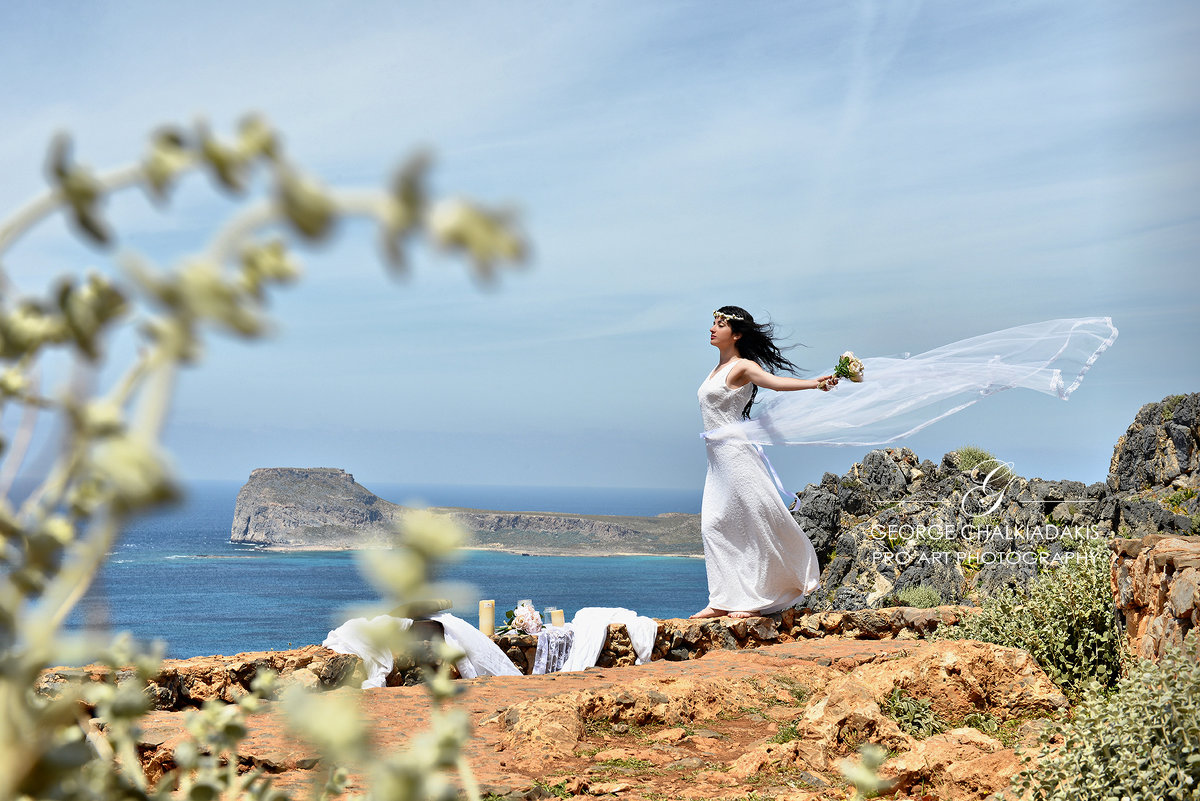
(880, 686, 947, 738)
(897, 584, 942, 609)
(1010, 631, 1200, 801)
(946, 537, 1120, 697)
(954, 445, 1013, 483)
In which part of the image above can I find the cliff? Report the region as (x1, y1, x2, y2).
(230, 468, 402, 547)
(229, 467, 702, 554)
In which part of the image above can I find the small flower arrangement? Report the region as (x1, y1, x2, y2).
(498, 601, 543, 635)
(834, 351, 865, 383)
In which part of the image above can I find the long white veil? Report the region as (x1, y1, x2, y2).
(703, 317, 1118, 447)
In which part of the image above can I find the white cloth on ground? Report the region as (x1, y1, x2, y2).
(559, 607, 657, 673)
(533, 626, 575, 674)
(323, 612, 520, 688)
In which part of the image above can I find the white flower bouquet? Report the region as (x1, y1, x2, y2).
(834, 351, 865, 383)
(499, 601, 543, 635)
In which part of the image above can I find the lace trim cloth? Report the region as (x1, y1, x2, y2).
(533, 626, 575, 674)
(703, 317, 1118, 446)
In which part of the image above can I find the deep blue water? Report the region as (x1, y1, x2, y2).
(67, 481, 707, 658)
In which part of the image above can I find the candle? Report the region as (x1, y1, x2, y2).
(551, 608, 565, 627)
(479, 600, 495, 637)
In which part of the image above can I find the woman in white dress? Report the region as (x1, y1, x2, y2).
(691, 306, 837, 620)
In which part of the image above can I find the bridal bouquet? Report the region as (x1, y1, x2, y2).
(499, 602, 543, 635)
(834, 351, 865, 383)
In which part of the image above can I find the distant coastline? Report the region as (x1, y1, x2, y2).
(230, 469, 703, 554)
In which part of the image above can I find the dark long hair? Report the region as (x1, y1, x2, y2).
(717, 305, 805, 418)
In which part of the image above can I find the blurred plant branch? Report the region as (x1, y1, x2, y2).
(0, 114, 526, 801)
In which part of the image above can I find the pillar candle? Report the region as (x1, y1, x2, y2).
(551, 608, 565, 627)
(479, 600, 495, 636)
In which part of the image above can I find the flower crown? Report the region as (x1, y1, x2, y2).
(712, 310, 745, 323)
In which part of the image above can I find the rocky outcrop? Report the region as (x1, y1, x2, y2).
(786, 447, 1121, 612)
(495, 639, 1066, 800)
(230, 468, 401, 547)
(37, 646, 364, 710)
(789, 392, 1200, 613)
(229, 467, 701, 552)
(1109, 393, 1200, 493)
(1111, 533, 1200, 659)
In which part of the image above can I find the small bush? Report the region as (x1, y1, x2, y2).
(946, 537, 1120, 697)
(954, 445, 1013, 483)
(897, 584, 942, 608)
(881, 686, 947, 738)
(1010, 632, 1200, 801)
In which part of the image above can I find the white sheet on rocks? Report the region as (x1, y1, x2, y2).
(322, 612, 520, 688)
(558, 607, 657, 673)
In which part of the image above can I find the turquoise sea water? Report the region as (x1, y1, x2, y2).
(67, 481, 707, 658)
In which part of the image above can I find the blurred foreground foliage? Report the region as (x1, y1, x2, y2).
(0, 116, 525, 801)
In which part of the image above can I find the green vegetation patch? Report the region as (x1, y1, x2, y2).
(1011, 633, 1200, 801)
(896, 584, 942, 609)
(880, 686, 948, 738)
(944, 537, 1121, 697)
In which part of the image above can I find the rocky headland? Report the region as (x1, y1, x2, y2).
(230, 467, 702, 555)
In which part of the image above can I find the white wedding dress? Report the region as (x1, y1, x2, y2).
(698, 360, 820, 613)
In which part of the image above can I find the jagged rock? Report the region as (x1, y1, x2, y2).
(1111, 533, 1200, 659)
(847, 640, 1068, 720)
(1109, 393, 1200, 492)
(791, 488, 841, 563)
(880, 727, 1012, 795)
(791, 676, 913, 770)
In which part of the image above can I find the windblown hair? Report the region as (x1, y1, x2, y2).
(716, 305, 804, 418)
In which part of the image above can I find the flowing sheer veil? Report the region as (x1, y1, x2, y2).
(703, 317, 1118, 447)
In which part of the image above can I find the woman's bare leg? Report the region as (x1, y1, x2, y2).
(689, 607, 727, 619)
(727, 610, 756, 619)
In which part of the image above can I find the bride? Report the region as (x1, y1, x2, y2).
(691, 306, 837, 620)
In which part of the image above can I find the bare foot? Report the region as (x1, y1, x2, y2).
(689, 607, 727, 619)
(727, 610, 756, 619)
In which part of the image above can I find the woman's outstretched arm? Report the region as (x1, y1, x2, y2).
(730, 359, 837, 392)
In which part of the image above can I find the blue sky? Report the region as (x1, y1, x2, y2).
(1, 1, 1196, 496)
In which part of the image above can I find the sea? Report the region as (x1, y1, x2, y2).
(63, 482, 708, 659)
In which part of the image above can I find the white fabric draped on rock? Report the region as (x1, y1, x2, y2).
(322, 612, 521, 688)
(431, 612, 523, 679)
(321, 615, 412, 689)
(558, 607, 657, 673)
(703, 317, 1118, 447)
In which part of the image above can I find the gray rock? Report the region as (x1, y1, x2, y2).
(792, 488, 841, 562)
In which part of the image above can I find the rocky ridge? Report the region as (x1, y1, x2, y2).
(790, 391, 1199, 612)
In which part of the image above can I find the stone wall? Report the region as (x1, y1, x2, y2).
(492, 605, 968, 675)
(40, 606, 969, 710)
(1111, 533, 1200, 659)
